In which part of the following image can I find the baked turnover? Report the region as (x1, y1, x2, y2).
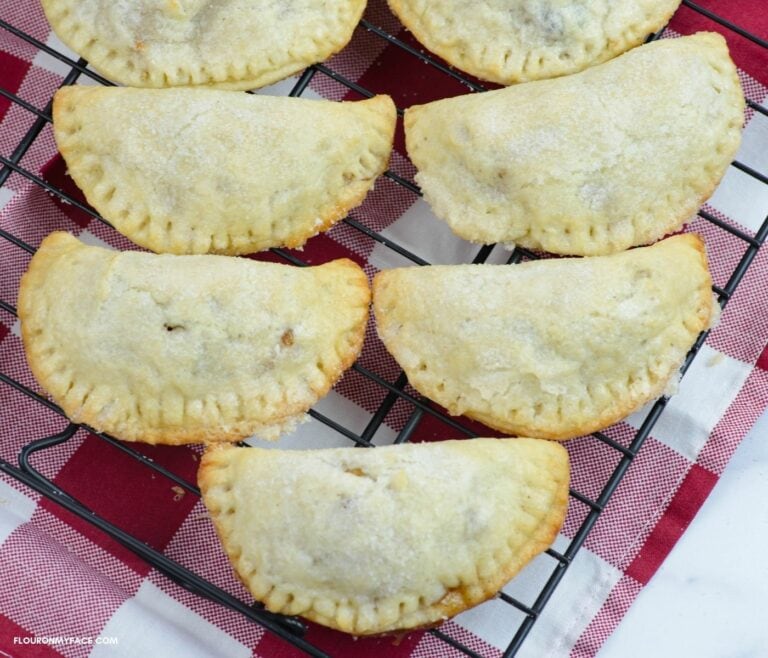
(19, 232, 370, 444)
(53, 86, 396, 255)
(373, 235, 713, 440)
(405, 33, 744, 256)
(388, 0, 681, 85)
(41, 0, 366, 90)
(199, 438, 569, 634)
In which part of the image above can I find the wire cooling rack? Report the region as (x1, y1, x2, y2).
(1, 2, 767, 657)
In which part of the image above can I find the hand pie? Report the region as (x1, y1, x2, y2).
(199, 438, 569, 634)
(18, 232, 370, 445)
(388, 0, 681, 85)
(53, 86, 396, 255)
(373, 235, 713, 440)
(405, 33, 744, 256)
(41, 0, 366, 90)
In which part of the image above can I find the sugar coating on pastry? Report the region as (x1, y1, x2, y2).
(53, 86, 396, 255)
(18, 232, 370, 445)
(41, 0, 366, 90)
(373, 235, 713, 440)
(199, 438, 569, 634)
(388, 0, 681, 85)
(405, 33, 744, 256)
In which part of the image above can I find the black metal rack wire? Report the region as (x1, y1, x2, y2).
(0, 2, 767, 656)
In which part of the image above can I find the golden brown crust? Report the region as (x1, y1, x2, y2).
(405, 33, 744, 256)
(41, 0, 367, 90)
(199, 439, 569, 634)
(19, 232, 370, 444)
(388, 0, 681, 85)
(53, 87, 396, 255)
(372, 235, 713, 441)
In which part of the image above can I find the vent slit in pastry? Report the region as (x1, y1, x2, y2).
(41, 0, 366, 90)
(405, 33, 744, 256)
(199, 438, 569, 634)
(388, 0, 682, 85)
(18, 232, 370, 445)
(372, 235, 713, 440)
(53, 86, 396, 256)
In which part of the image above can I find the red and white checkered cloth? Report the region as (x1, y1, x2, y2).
(1, 2, 767, 656)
